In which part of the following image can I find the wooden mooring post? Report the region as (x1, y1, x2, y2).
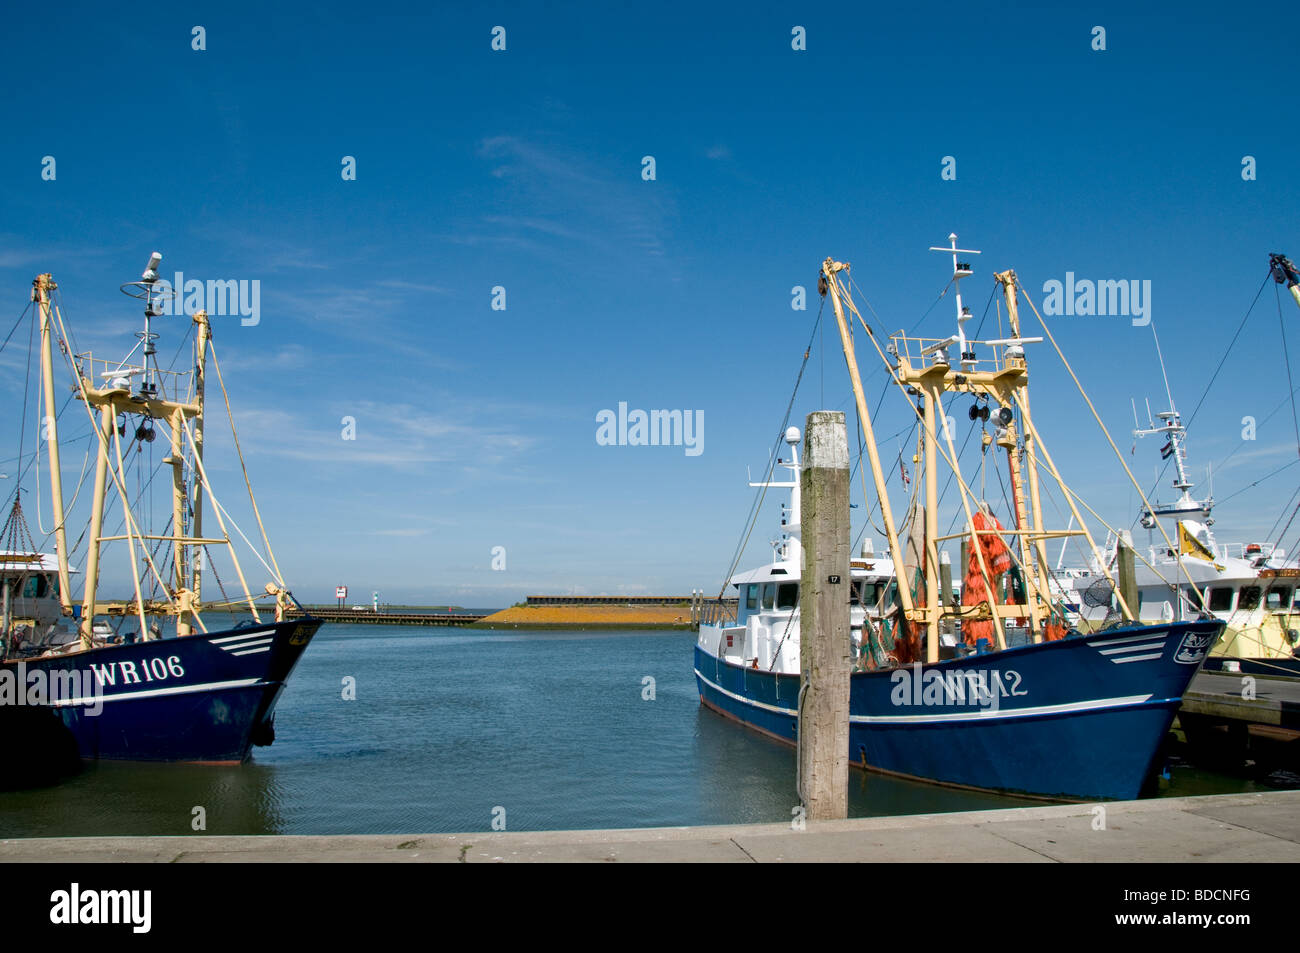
(1117, 533, 1139, 621)
(798, 411, 852, 820)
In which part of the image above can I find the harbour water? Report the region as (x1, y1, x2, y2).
(0, 624, 1291, 838)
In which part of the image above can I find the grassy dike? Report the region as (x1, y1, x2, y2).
(471, 604, 696, 630)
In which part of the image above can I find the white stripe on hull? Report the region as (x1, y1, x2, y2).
(49, 677, 265, 707)
(210, 631, 274, 644)
(1099, 642, 1164, 655)
(694, 666, 1156, 725)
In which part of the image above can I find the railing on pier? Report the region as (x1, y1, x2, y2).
(697, 599, 738, 626)
(284, 607, 487, 626)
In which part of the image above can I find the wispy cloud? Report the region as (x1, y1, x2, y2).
(196, 230, 332, 274)
(1212, 441, 1297, 474)
(225, 401, 538, 472)
(459, 135, 680, 268)
(376, 279, 451, 296)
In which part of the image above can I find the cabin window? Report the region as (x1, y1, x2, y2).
(1207, 587, 1234, 612)
(20, 575, 48, 599)
(776, 582, 799, 609)
(761, 583, 776, 610)
(745, 584, 759, 611)
(1239, 586, 1262, 611)
(1266, 586, 1293, 611)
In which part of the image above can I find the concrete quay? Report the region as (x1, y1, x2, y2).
(2, 790, 1297, 863)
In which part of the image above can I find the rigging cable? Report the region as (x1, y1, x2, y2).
(1128, 268, 1273, 531)
(713, 298, 824, 602)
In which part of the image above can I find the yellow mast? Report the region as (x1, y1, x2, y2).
(922, 382, 941, 661)
(192, 311, 209, 609)
(33, 275, 73, 614)
(169, 405, 191, 636)
(79, 406, 113, 646)
(993, 271, 1049, 641)
(820, 259, 915, 620)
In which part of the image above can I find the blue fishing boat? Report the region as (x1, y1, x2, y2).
(696, 239, 1224, 801)
(0, 257, 319, 768)
(695, 620, 1217, 800)
(7, 617, 317, 763)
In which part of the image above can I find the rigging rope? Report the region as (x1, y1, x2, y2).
(1129, 268, 1273, 531)
(712, 299, 823, 602)
(1015, 277, 1201, 609)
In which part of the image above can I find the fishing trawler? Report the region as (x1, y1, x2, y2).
(0, 256, 320, 764)
(1058, 251, 1300, 677)
(696, 237, 1224, 801)
(1059, 407, 1299, 676)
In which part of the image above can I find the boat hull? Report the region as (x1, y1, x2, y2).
(694, 620, 1222, 801)
(1, 617, 321, 763)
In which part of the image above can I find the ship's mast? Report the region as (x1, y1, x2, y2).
(821, 236, 1097, 663)
(32, 275, 73, 613)
(1133, 408, 1211, 524)
(820, 258, 915, 626)
(749, 427, 803, 565)
(75, 255, 206, 641)
(993, 271, 1051, 638)
(192, 312, 209, 608)
(170, 310, 210, 636)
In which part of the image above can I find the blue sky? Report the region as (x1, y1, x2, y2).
(1, 2, 1297, 607)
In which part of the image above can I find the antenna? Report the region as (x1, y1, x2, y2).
(120, 252, 176, 401)
(928, 233, 981, 366)
(1147, 317, 1177, 414)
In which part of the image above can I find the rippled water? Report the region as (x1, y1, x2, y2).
(0, 625, 1283, 837)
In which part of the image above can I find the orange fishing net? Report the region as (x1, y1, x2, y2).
(961, 509, 1011, 647)
(1042, 606, 1070, 641)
